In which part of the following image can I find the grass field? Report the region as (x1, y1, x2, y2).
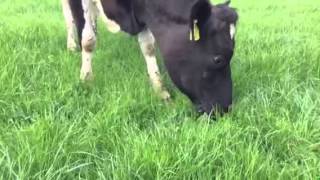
(0, 0, 320, 179)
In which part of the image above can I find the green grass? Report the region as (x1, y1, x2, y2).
(0, 0, 319, 179)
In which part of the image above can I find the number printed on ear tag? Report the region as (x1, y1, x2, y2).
(189, 19, 200, 41)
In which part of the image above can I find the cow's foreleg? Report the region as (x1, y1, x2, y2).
(138, 29, 171, 100)
(80, 0, 98, 81)
(62, 0, 78, 51)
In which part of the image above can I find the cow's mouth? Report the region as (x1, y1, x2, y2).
(196, 103, 231, 116)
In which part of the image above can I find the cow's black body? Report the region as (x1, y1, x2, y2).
(69, 0, 238, 115)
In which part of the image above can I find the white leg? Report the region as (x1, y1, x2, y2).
(61, 0, 78, 51)
(94, 0, 121, 33)
(138, 29, 171, 100)
(80, 0, 98, 81)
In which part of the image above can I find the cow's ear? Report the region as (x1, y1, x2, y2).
(224, 0, 231, 6)
(214, 2, 238, 24)
(189, 1, 212, 41)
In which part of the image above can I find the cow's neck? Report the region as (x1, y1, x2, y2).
(134, 0, 205, 49)
(150, 23, 189, 56)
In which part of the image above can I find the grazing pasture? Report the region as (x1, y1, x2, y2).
(0, 0, 319, 179)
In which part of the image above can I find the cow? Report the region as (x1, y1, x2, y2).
(61, 0, 238, 115)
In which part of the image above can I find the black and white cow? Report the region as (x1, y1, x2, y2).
(61, 0, 238, 114)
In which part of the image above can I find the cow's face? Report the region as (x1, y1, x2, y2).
(161, 2, 238, 115)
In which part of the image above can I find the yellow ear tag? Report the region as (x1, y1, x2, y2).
(189, 19, 200, 41)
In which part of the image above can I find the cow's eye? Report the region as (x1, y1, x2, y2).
(212, 55, 224, 65)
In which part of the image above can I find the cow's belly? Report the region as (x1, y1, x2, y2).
(98, 0, 145, 35)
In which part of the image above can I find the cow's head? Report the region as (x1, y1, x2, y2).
(159, 1, 238, 115)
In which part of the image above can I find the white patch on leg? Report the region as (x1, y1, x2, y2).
(80, 50, 93, 81)
(230, 24, 236, 39)
(61, 0, 78, 51)
(80, 0, 98, 81)
(105, 18, 121, 33)
(94, 0, 121, 33)
(138, 29, 171, 100)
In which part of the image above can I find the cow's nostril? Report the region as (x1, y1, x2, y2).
(196, 105, 205, 114)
